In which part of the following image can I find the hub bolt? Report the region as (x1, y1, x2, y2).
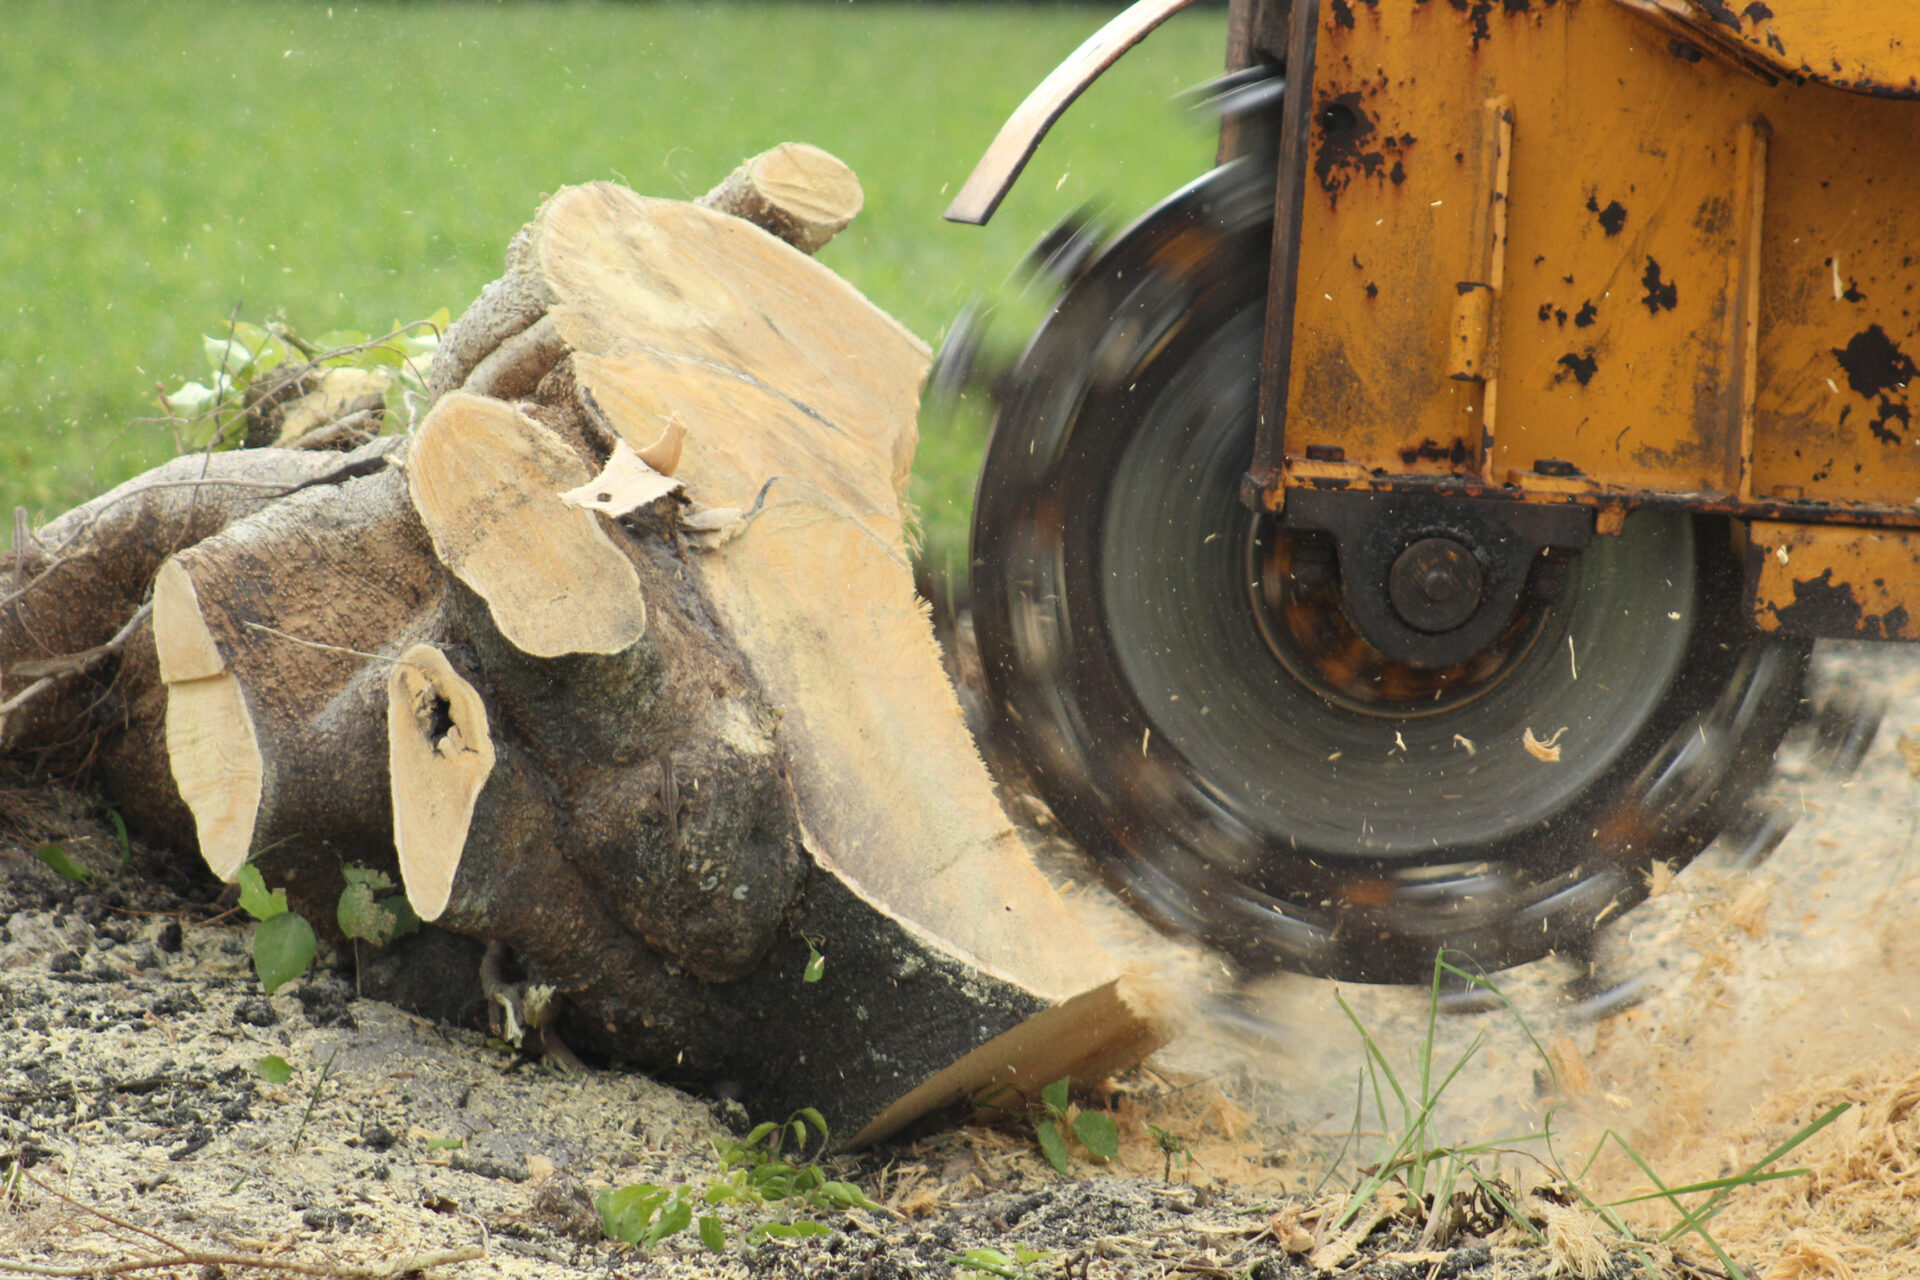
(1388, 537, 1483, 633)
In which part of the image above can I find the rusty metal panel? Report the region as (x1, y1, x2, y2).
(1275, 0, 1920, 525)
(1748, 93, 1920, 508)
(1658, 1, 1920, 97)
(1747, 520, 1920, 638)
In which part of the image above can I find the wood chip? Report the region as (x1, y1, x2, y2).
(1524, 726, 1568, 763)
(558, 439, 682, 516)
(1896, 733, 1920, 779)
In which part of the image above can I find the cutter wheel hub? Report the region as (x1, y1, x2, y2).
(1390, 538, 1482, 633)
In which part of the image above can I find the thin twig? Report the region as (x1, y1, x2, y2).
(241, 621, 411, 666)
(0, 602, 155, 740)
(6, 602, 153, 682)
(0, 1075, 193, 1107)
(0, 1245, 484, 1278)
(15, 1168, 187, 1257)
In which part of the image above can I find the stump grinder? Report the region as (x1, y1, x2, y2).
(945, 0, 1915, 992)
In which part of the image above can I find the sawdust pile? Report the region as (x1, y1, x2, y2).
(1706, 1054, 1920, 1280)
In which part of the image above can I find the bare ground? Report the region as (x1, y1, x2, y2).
(1, 639, 1915, 1280)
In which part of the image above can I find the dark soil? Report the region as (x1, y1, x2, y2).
(0, 757, 1698, 1280)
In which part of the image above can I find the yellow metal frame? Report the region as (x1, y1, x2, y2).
(1269, 0, 1920, 528)
(1236, 0, 1920, 636)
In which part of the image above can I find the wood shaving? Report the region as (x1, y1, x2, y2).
(1534, 1198, 1612, 1279)
(1525, 726, 1568, 763)
(557, 439, 682, 516)
(1896, 733, 1920, 779)
(1644, 859, 1675, 898)
(1724, 878, 1773, 940)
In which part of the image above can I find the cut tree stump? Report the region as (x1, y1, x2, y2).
(0, 146, 1168, 1145)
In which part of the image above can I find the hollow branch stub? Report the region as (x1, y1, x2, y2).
(389, 644, 496, 923)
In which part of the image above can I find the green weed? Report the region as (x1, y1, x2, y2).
(235, 862, 317, 995)
(952, 1244, 1051, 1279)
(1034, 1077, 1120, 1176)
(1327, 952, 1847, 1276)
(32, 843, 90, 885)
(595, 1108, 881, 1255)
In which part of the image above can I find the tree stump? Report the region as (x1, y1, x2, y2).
(0, 148, 1168, 1145)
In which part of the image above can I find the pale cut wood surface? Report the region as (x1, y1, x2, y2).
(389, 644, 496, 923)
(409, 391, 647, 659)
(529, 183, 1147, 1011)
(698, 142, 865, 255)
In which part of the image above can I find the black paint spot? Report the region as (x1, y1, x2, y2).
(1446, 0, 1495, 47)
(1833, 325, 1918, 399)
(1503, 0, 1531, 11)
(1871, 400, 1912, 445)
(1742, 2, 1773, 21)
(1365, 282, 1378, 299)
(1693, 0, 1741, 29)
(1769, 570, 1909, 639)
(1313, 92, 1386, 206)
(1843, 280, 1866, 303)
(1554, 308, 1567, 325)
(1772, 571, 1858, 633)
(1389, 160, 1406, 186)
(1398, 438, 1472, 466)
(1557, 351, 1599, 386)
(1574, 300, 1598, 327)
(1583, 197, 1627, 235)
(1832, 327, 1918, 446)
(1331, 0, 1357, 28)
(1640, 258, 1678, 313)
(1537, 303, 1554, 323)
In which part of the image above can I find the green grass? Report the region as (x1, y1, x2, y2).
(1, 0, 1226, 561)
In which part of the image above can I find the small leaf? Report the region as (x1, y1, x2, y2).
(165, 380, 222, 414)
(952, 1248, 1019, 1278)
(1072, 1110, 1121, 1162)
(647, 1193, 692, 1246)
(698, 1213, 727, 1253)
(103, 807, 132, 872)
(596, 1184, 663, 1245)
(34, 843, 91, 884)
(425, 1135, 464, 1151)
(794, 1107, 829, 1148)
(1036, 1118, 1071, 1175)
(251, 910, 316, 993)
(341, 865, 396, 892)
(235, 864, 287, 921)
(1040, 1077, 1071, 1117)
(820, 1180, 881, 1211)
(760, 1220, 831, 1239)
(802, 939, 826, 983)
(336, 879, 391, 943)
(254, 1055, 294, 1085)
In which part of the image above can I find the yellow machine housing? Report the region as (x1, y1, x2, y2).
(1231, 0, 1920, 640)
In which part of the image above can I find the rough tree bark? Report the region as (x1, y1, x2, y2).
(0, 147, 1168, 1145)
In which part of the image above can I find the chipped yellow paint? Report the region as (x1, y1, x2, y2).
(1274, 0, 1920, 522)
(1747, 521, 1920, 638)
(1655, 0, 1920, 98)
